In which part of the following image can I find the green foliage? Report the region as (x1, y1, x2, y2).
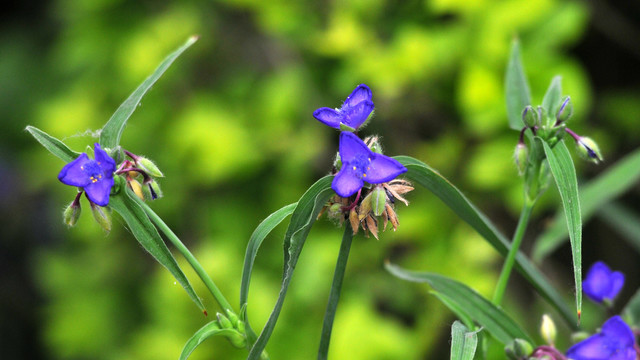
(450, 321, 479, 360)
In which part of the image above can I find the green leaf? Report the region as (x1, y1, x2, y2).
(598, 202, 640, 253)
(622, 288, 640, 328)
(99, 36, 198, 149)
(179, 321, 237, 360)
(542, 76, 562, 121)
(26, 125, 81, 163)
(505, 38, 531, 130)
(318, 225, 354, 360)
(450, 321, 479, 360)
(533, 148, 640, 261)
(247, 176, 334, 359)
(539, 139, 582, 321)
(109, 188, 206, 313)
(240, 202, 297, 343)
(433, 292, 475, 331)
(386, 263, 532, 345)
(395, 155, 576, 327)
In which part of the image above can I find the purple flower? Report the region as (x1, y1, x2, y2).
(333, 132, 407, 198)
(566, 316, 636, 360)
(313, 84, 374, 130)
(58, 143, 116, 206)
(583, 261, 625, 303)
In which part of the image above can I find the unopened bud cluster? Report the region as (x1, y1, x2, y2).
(116, 150, 165, 202)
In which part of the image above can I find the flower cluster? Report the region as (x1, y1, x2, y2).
(314, 84, 411, 238)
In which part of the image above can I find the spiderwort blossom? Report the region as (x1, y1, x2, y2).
(566, 316, 636, 360)
(313, 84, 374, 130)
(58, 143, 116, 206)
(333, 132, 407, 198)
(583, 261, 625, 303)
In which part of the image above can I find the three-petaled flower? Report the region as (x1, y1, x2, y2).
(58, 143, 116, 206)
(313, 84, 374, 131)
(566, 316, 636, 360)
(332, 132, 407, 198)
(583, 261, 625, 304)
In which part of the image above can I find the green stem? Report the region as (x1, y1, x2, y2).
(492, 201, 534, 305)
(318, 224, 354, 360)
(136, 198, 234, 313)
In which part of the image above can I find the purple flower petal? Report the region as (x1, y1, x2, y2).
(365, 154, 407, 183)
(601, 316, 635, 348)
(313, 107, 342, 128)
(58, 153, 92, 187)
(339, 131, 370, 161)
(566, 334, 612, 360)
(94, 143, 116, 176)
(332, 166, 364, 198)
(584, 261, 624, 303)
(607, 271, 625, 301)
(342, 100, 374, 129)
(566, 316, 636, 360)
(84, 176, 114, 206)
(344, 84, 372, 108)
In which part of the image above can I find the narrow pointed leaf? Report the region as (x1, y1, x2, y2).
(240, 202, 297, 343)
(386, 263, 532, 345)
(109, 188, 206, 312)
(99, 36, 198, 149)
(247, 176, 334, 359)
(542, 76, 562, 120)
(179, 321, 237, 360)
(394, 155, 576, 327)
(533, 148, 640, 261)
(598, 202, 640, 253)
(505, 38, 531, 130)
(539, 139, 582, 321)
(450, 321, 479, 360)
(26, 125, 80, 163)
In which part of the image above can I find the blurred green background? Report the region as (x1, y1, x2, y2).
(2, 0, 640, 359)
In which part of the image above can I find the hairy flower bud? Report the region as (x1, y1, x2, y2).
(576, 137, 603, 163)
(556, 96, 573, 123)
(522, 105, 540, 127)
(143, 180, 163, 201)
(63, 195, 82, 227)
(514, 142, 528, 176)
(137, 157, 164, 178)
(371, 186, 387, 216)
(90, 201, 112, 232)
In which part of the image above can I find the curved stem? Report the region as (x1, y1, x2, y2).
(318, 224, 354, 360)
(137, 199, 234, 313)
(492, 201, 534, 305)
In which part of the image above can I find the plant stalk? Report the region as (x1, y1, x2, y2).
(318, 224, 354, 360)
(137, 198, 234, 314)
(492, 201, 534, 305)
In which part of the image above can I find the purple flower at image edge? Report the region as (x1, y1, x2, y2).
(58, 143, 116, 206)
(332, 132, 407, 198)
(313, 84, 374, 130)
(583, 261, 625, 303)
(566, 316, 636, 360)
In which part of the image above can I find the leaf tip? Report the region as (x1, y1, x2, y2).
(189, 35, 200, 43)
(203, 310, 208, 317)
(577, 309, 581, 325)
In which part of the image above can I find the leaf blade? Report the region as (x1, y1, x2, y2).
(395, 155, 576, 327)
(109, 188, 206, 312)
(541, 76, 562, 121)
(179, 321, 236, 360)
(99, 36, 198, 149)
(451, 321, 479, 360)
(505, 38, 531, 130)
(26, 125, 80, 163)
(540, 139, 582, 321)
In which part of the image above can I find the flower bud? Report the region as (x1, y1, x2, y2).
(358, 192, 373, 221)
(540, 314, 557, 345)
(224, 329, 247, 348)
(514, 142, 528, 176)
(63, 196, 82, 227)
(90, 201, 112, 232)
(128, 179, 145, 200)
(556, 96, 573, 123)
(137, 157, 164, 178)
(522, 105, 540, 127)
(143, 180, 163, 201)
(505, 338, 533, 359)
(217, 312, 233, 330)
(576, 137, 603, 163)
(371, 186, 387, 216)
(226, 310, 239, 328)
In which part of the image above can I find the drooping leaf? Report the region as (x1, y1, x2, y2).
(99, 36, 198, 149)
(386, 263, 532, 345)
(542, 76, 562, 121)
(109, 187, 206, 313)
(240, 202, 297, 343)
(533, 148, 640, 261)
(318, 225, 354, 360)
(26, 125, 80, 163)
(394, 155, 576, 327)
(450, 321, 480, 360)
(179, 321, 237, 360)
(505, 38, 531, 130)
(539, 139, 582, 321)
(247, 176, 334, 359)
